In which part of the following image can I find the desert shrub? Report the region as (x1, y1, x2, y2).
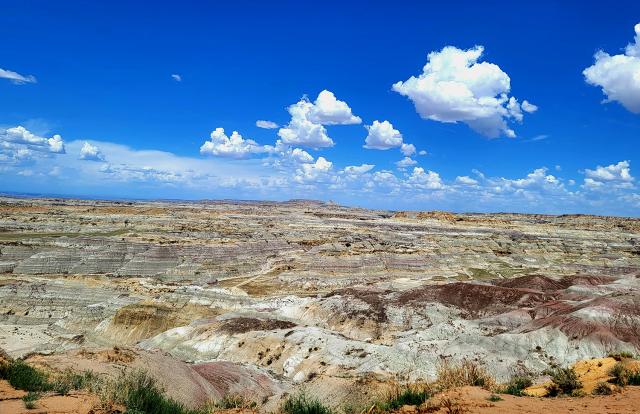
(22, 391, 40, 409)
(2, 360, 100, 396)
(436, 360, 496, 391)
(101, 370, 197, 414)
(609, 362, 640, 386)
(545, 383, 561, 397)
(592, 382, 614, 395)
(501, 373, 533, 396)
(609, 362, 629, 386)
(281, 392, 333, 414)
(3, 360, 49, 392)
(375, 385, 430, 411)
(544, 367, 582, 397)
(628, 370, 640, 386)
(487, 394, 503, 402)
(439, 397, 464, 414)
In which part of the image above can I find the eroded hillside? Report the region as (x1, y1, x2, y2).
(0, 196, 639, 409)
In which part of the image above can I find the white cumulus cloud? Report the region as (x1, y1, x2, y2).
(407, 167, 445, 189)
(200, 128, 273, 159)
(584, 23, 640, 114)
(294, 156, 333, 183)
(287, 147, 313, 163)
(392, 46, 535, 138)
(278, 99, 333, 148)
(0, 126, 65, 162)
(508, 168, 562, 189)
(307, 90, 361, 125)
(583, 160, 634, 190)
(364, 120, 404, 150)
(278, 90, 360, 148)
(400, 143, 416, 157)
(79, 142, 105, 161)
(396, 157, 418, 169)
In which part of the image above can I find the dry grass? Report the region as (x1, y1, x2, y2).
(439, 397, 465, 414)
(436, 360, 497, 392)
(201, 394, 258, 411)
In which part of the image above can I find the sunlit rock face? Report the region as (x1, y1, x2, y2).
(0, 196, 638, 407)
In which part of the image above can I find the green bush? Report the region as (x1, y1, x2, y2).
(376, 387, 430, 411)
(4, 360, 49, 392)
(487, 394, 503, 402)
(628, 370, 640, 386)
(502, 374, 533, 396)
(103, 370, 199, 414)
(122, 371, 192, 414)
(544, 367, 582, 397)
(609, 362, 628, 386)
(22, 391, 40, 402)
(22, 391, 40, 410)
(0, 360, 100, 396)
(282, 393, 333, 414)
(609, 362, 640, 386)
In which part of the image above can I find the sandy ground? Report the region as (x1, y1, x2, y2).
(3, 377, 640, 414)
(0, 379, 100, 414)
(425, 385, 640, 414)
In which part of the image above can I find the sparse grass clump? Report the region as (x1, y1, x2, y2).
(501, 373, 533, 396)
(210, 394, 257, 410)
(607, 351, 635, 361)
(101, 370, 197, 414)
(436, 360, 496, 391)
(544, 367, 582, 397)
(375, 385, 430, 411)
(281, 392, 333, 414)
(22, 391, 40, 409)
(487, 394, 503, 402)
(592, 382, 615, 395)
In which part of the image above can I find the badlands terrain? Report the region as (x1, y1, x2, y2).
(0, 195, 639, 412)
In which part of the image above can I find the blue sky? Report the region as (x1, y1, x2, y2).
(1, 1, 639, 215)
